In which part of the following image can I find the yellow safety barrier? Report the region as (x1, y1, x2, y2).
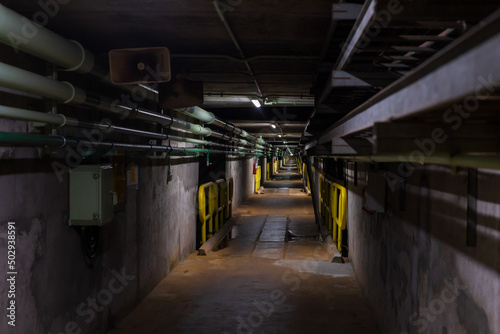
(198, 177, 234, 244)
(318, 175, 347, 252)
(198, 182, 217, 244)
(267, 162, 270, 180)
(254, 166, 261, 193)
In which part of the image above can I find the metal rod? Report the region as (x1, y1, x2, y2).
(213, 0, 263, 96)
(0, 62, 216, 137)
(0, 105, 257, 151)
(0, 131, 243, 156)
(0, 4, 158, 100)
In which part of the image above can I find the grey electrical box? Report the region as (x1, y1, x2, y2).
(69, 165, 114, 226)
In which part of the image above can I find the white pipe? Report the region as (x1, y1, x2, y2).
(0, 62, 87, 103)
(174, 106, 215, 124)
(0, 4, 157, 101)
(0, 4, 95, 73)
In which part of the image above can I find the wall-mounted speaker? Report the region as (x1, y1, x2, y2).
(109, 47, 171, 84)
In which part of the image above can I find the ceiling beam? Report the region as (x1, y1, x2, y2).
(374, 122, 500, 154)
(306, 10, 500, 152)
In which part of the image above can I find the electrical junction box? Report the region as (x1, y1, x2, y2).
(69, 165, 114, 226)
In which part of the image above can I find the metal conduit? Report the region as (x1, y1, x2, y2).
(0, 5, 271, 153)
(0, 105, 256, 152)
(0, 132, 242, 156)
(0, 62, 213, 137)
(0, 62, 268, 151)
(0, 4, 156, 100)
(175, 106, 270, 148)
(213, 0, 263, 97)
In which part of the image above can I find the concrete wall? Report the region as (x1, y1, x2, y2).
(0, 44, 207, 334)
(226, 157, 253, 210)
(0, 148, 199, 333)
(347, 163, 500, 334)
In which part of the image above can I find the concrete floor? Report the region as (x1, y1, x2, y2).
(108, 164, 380, 334)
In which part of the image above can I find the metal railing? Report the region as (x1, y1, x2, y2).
(318, 175, 347, 252)
(254, 166, 261, 193)
(198, 177, 234, 244)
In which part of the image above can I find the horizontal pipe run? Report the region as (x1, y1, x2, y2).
(0, 105, 255, 150)
(0, 132, 241, 156)
(0, 4, 96, 74)
(188, 109, 262, 143)
(0, 4, 154, 103)
(0, 62, 215, 137)
(0, 62, 86, 103)
(175, 107, 215, 124)
(0, 62, 267, 155)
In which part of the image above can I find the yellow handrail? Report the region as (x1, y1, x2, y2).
(254, 166, 261, 193)
(198, 177, 235, 245)
(198, 182, 217, 244)
(330, 182, 347, 252)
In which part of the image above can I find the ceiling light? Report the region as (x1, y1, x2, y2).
(278, 134, 282, 137)
(271, 124, 276, 129)
(251, 99, 261, 108)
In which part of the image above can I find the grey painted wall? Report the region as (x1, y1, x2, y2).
(0, 45, 255, 333)
(0, 152, 200, 333)
(226, 157, 253, 210)
(347, 163, 500, 334)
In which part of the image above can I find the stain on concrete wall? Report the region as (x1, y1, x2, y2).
(347, 163, 500, 334)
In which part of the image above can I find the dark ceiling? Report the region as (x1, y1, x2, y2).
(2, 0, 498, 150)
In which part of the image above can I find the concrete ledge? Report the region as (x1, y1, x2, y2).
(198, 214, 240, 256)
(319, 224, 344, 263)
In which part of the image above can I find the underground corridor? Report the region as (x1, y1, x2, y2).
(0, 1, 499, 334)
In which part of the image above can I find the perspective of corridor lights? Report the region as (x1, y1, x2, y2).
(251, 99, 261, 108)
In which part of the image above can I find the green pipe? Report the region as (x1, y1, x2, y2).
(0, 132, 240, 157)
(175, 107, 215, 124)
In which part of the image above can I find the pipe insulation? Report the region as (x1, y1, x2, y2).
(0, 105, 257, 152)
(0, 131, 239, 156)
(0, 62, 212, 136)
(0, 4, 97, 74)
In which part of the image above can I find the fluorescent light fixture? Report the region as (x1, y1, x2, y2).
(271, 124, 276, 129)
(278, 134, 282, 137)
(251, 99, 261, 108)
